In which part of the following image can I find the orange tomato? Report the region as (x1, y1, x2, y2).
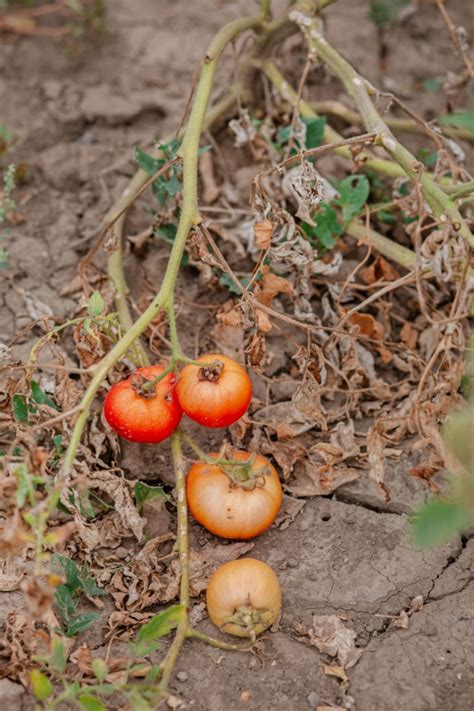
(176, 354, 252, 428)
(206, 558, 281, 638)
(187, 451, 282, 539)
(104, 365, 182, 443)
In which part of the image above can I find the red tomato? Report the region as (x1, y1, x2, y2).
(187, 451, 282, 539)
(176, 354, 252, 428)
(206, 558, 281, 638)
(104, 365, 182, 443)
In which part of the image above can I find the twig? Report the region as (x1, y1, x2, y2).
(435, 0, 474, 79)
(285, 53, 313, 157)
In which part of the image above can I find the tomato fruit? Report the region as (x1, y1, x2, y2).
(176, 354, 252, 428)
(206, 558, 281, 638)
(187, 451, 283, 539)
(104, 365, 182, 443)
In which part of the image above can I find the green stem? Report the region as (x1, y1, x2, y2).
(443, 180, 474, 199)
(186, 627, 253, 652)
(289, 8, 474, 249)
(158, 431, 189, 695)
(261, 0, 272, 20)
(61, 15, 264, 478)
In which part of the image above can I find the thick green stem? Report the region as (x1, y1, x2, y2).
(186, 627, 253, 652)
(61, 15, 264, 478)
(443, 180, 474, 199)
(289, 8, 474, 249)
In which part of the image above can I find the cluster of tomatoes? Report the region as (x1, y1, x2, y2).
(104, 354, 282, 638)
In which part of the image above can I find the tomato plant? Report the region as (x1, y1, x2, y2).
(176, 353, 252, 428)
(206, 558, 281, 639)
(104, 365, 182, 443)
(187, 451, 283, 539)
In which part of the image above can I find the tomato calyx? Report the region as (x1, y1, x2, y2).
(222, 604, 272, 641)
(197, 359, 224, 382)
(130, 370, 176, 399)
(220, 460, 268, 491)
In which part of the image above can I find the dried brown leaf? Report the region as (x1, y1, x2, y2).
(409, 464, 441, 494)
(360, 256, 400, 284)
(323, 664, 348, 683)
(274, 495, 305, 530)
(288, 462, 359, 497)
(253, 219, 274, 250)
(309, 614, 362, 669)
(366, 426, 391, 502)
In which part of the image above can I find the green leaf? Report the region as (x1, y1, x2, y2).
(48, 636, 67, 674)
(15, 463, 37, 508)
(30, 669, 53, 701)
(155, 223, 177, 244)
(219, 272, 243, 295)
(66, 612, 101, 638)
(55, 584, 77, 622)
(423, 77, 442, 93)
(87, 291, 104, 317)
(417, 148, 438, 167)
(31, 380, 60, 411)
(377, 208, 397, 224)
(301, 203, 343, 250)
(53, 554, 105, 598)
(438, 111, 474, 134)
(77, 695, 106, 711)
(134, 481, 170, 513)
(302, 116, 326, 149)
(92, 658, 108, 682)
(369, 0, 410, 27)
(336, 175, 370, 223)
(135, 147, 161, 175)
(133, 604, 186, 656)
(412, 499, 473, 548)
(13, 393, 28, 422)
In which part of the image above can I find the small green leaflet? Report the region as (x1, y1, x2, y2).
(65, 612, 101, 638)
(87, 290, 104, 317)
(301, 203, 342, 250)
(135, 146, 162, 175)
(92, 658, 108, 682)
(46, 636, 67, 674)
(335, 174, 369, 223)
(134, 481, 170, 513)
(31, 380, 60, 411)
(53, 554, 105, 597)
(77, 695, 107, 711)
(412, 499, 473, 548)
(14, 463, 43, 508)
(302, 116, 326, 149)
(423, 77, 442, 93)
(12, 393, 28, 422)
(438, 111, 474, 135)
(30, 669, 53, 701)
(133, 604, 186, 657)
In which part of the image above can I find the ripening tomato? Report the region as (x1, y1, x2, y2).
(104, 365, 182, 443)
(187, 451, 283, 539)
(176, 354, 252, 428)
(206, 558, 281, 638)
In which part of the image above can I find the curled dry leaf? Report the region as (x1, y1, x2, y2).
(260, 439, 307, 480)
(0, 612, 51, 685)
(308, 614, 362, 669)
(360, 256, 400, 284)
(409, 464, 442, 494)
(253, 219, 274, 250)
(109, 534, 177, 611)
(274, 495, 305, 530)
(85, 470, 145, 542)
(288, 461, 359, 497)
(323, 664, 348, 683)
(366, 426, 391, 502)
(253, 401, 317, 440)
